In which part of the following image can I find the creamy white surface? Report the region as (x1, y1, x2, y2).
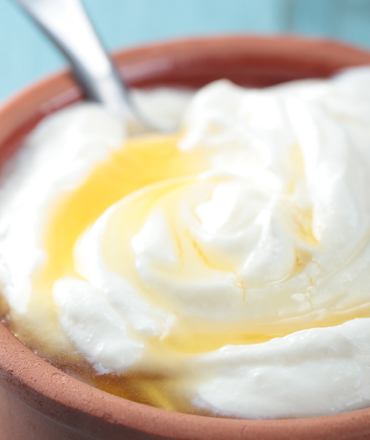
(0, 104, 125, 314)
(1, 72, 370, 418)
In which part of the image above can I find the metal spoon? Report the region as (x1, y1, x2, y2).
(13, 0, 169, 131)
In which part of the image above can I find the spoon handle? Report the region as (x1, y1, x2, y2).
(14, 0, 132, 117)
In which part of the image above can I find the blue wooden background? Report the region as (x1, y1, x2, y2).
(1, 0, 370, 103)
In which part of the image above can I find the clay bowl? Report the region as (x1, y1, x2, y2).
(1, 36, 370, 440)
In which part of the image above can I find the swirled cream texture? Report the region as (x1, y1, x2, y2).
(2, 70, 370, 418)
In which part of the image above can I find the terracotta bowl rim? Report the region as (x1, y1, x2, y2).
(1, 35, 370, 440)
(2, 33, 370, 106)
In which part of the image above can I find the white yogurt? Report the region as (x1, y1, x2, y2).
(1, 72, 370, 418)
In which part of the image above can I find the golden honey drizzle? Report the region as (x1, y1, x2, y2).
(30, 132, 213, 414)
(1, 131, 370, 414)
